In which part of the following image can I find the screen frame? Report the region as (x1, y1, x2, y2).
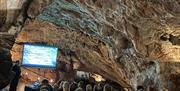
(22, 43, 58, 69)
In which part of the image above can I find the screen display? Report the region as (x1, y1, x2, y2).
(22, 44, 58, 68)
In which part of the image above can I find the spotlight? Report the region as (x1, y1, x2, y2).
(50, 79, 53, 83)
(25, 72, 28, 75)
(38, 77, 40, 80)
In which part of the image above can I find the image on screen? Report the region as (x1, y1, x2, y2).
(22, 44, 58, 68)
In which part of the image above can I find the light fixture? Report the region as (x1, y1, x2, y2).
(50, 79, 53, 83)
(38, 77, 40, 81)
(92, 73, 105, 82)
(25, 72, 28, 75)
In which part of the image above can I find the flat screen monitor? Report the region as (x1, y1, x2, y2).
(22, 44, 58, 68)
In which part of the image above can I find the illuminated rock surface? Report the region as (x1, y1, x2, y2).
(0, 0, 180, 90)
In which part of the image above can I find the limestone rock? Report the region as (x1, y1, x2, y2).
(0, 0, 180, 90)
(27, 0, 53, 18)
(0, 0, 26, 32)
(15, 20, 161, 89)
(0, 34, 15, 89)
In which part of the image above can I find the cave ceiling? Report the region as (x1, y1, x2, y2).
(0, 0, 180, 90)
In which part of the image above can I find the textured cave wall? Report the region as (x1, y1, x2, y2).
(160, 63, 180, 90)
(0, 0, 53, 89)
(0, 0, 180, 90)
(0, 0, 25, 89)
(16, 20, 162, 89)
(0, 34, 15, 89)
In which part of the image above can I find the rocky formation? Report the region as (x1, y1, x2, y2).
(0, 0, 180, 91)
(0, 33, 15, 89)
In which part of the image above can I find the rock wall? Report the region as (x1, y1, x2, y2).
(15, 20, 161, 90)
(0, 34, 15, 89)
(0, 0, 180, 90)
